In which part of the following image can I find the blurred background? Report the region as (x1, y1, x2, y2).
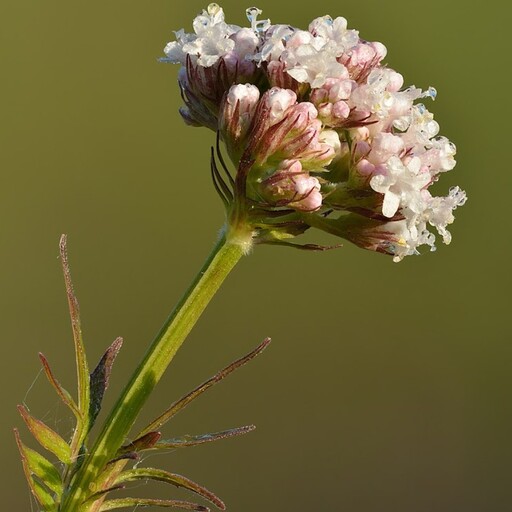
(1, 1, 510, 511)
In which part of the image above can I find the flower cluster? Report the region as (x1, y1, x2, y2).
(163, 4, 466, 261)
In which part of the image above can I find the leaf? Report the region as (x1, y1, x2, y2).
(107, 451, 139, 465)
(14, 429, 63, 496)
(89, 337, 123, 429)
(15, 429, 58, 511)
(115, 468, 225, 510)
(137, 338, 271, 438)
(118, 431, 162, 455)
(39, 353, 81, 421)
(32, 479, 58, 511)
(99, 498, 209, 511)
(264, 240, 342, 251)
(60, 234, 90, 433)
(154, 425, 255, 450)
(84, 484, 126, 504)
(18, 405, 72, 465)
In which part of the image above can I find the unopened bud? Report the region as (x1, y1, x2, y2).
(220, 84, 261, 162)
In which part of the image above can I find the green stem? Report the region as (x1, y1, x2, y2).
(60, 233, 244, 511)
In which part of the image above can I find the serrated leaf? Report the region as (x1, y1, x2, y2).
(18, 405, 72, 464)
(39, 353, 81, 421)
(60, 235, 90, 437)
(115, 468, 225, 510)
(14, 429, 63, 496)
(15, 429, 58, 511)
(137, 338, 271, 438)
(89, 337, 123, 429)
(154, 425, 255, 450)
(99, 498, 209, 511)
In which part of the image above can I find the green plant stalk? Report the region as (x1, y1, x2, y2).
(60, 232, 244, 511)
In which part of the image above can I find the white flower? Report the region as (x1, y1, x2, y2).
(427, 137, 457, 172)
(163, 5, 466, 260)
(257, 24, 295, 62)
(308, 16, 359, 55)
(399, 104, 440, 145)
(284, 43, 348, 88)
(370, 156, 431, 218)
(163, 4, 238, 67)
(280, 17, 358, 88)
(426, 187, 467, 244)
(368, 133, 405, 165)
(349, 68, 405, 119)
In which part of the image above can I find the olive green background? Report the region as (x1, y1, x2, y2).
(1, 1, 510, 511)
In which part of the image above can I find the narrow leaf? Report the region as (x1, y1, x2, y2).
(18, 405, 72, 464)
(107, 452, 139, 465)
(116, 468, 225, 510)
(138, 338, 271, 438)
(118, 431, 162, 455)
(32, 479, 58, 511)
(89, 337, 123, 429)
(99, 498, 209, 511)
(59, 234, 90, 427)
(265, 240, 342, 251)
(14, 429, 63, 496)
(16, 431, 58, 511)
(15, 429, 59, 511)
(39, 353, 81, 421)
(84, 484, 126, 504)
(154, 425, 256, 450)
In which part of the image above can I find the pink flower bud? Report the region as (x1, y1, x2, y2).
(259, 160, 323, 211)
(265, 61, 302, 92)
(220, 84, 260, 161)
(310, 77, 355, 127)
(245, 88, 335, 168)
(344, 218, 415, 260)
(178, 54, 261, 130)
(178, 68, 218, 130)
(266, 88, 298, 125)
(340, 41, 387, 83)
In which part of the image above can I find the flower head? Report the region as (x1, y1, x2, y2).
(163, 4, 466, 260)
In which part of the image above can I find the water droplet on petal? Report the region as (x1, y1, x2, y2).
(246, 6, 262, 21)
(246, 7, 270, 33)
(208, 3, 221, 16)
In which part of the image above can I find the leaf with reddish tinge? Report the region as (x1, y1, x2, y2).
(15, 429, 58, 511)
(32, 479, 58, 511)
(107, 451, 140, 465)
(39, 353, 81, 421)
(14, 429, 63, 496)
(118, 431, 162, 455)
(59, 234, 90, 446)
(154, 425, 255, 450)
(138, 338, 271, 438)
(18, 405, 72, 465)
(89, 337, 123, 429)
(99, 498, 209, 511)
(115, 468, 225, 510)
(84, 484, 126, 505)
